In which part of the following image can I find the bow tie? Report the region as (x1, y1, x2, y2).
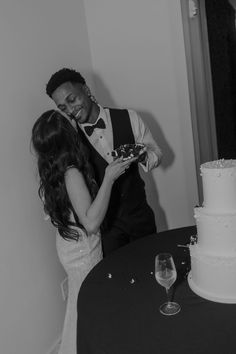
(84, 118, 106, 136)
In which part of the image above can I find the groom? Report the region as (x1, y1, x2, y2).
(46, 67, 162, 256)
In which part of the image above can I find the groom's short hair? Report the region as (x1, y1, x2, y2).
(46, 68, 86, 98)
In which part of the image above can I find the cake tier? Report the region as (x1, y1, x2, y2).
(194, 207, 236, 256)
(201, 159, 236, 212)
(188, 244, 236, 303)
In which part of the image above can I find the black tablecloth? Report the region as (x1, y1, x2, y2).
(77, 226, 236, 354)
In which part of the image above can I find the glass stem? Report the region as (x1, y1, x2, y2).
(165, 287, 171, 306)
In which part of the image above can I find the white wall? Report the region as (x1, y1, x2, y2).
(0, 1, 93, 354)
(0, 0, 199, 353)
(84, 0, 199, 231)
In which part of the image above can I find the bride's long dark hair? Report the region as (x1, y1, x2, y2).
(31, 110, 98, 241)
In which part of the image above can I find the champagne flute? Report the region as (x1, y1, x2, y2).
(155, 253, 181, 315)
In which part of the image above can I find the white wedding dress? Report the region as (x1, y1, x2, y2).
(56, 226, 103, 354)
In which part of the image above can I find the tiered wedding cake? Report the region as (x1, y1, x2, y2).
(188, 159, 236, 303)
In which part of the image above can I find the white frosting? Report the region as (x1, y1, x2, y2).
(189, 244, 236, 303)
(201, 159, 236, 212)
(194, 207, 236, 256)
(189, 159, 236, 303)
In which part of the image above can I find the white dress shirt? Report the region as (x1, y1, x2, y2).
(79, 105, 162, 172)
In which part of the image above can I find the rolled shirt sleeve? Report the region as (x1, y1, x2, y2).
(128, 109, 162, 172)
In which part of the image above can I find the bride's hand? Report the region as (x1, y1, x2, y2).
(104, 157, 137, 183)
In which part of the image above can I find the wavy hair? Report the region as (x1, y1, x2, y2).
(31, 110, 98, 241)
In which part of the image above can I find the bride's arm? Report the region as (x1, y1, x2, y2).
(65, 158, 135, 235)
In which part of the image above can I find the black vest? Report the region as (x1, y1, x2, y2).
(86, 108, 155, 235)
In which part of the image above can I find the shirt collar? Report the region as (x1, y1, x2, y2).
(80, 104, 107, 132)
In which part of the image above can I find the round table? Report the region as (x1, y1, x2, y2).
(77, 226, 236, 354)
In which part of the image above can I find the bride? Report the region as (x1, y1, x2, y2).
(31, 110, 135, 354)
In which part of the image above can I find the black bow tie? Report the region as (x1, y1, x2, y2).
(84, 118, 106, 136)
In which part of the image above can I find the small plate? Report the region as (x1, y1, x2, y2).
(111, 143, 145, 160)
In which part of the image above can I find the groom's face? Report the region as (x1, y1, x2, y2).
(52, 82, 93, 125)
